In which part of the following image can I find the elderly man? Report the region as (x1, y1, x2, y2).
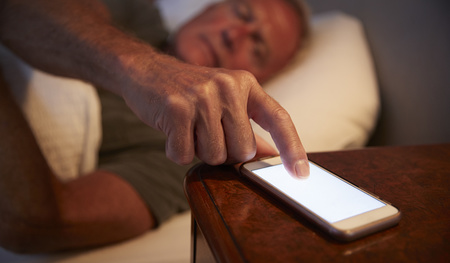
(0, 0, 309, 253)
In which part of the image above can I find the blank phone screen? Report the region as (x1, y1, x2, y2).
(252, 162, 385, 223)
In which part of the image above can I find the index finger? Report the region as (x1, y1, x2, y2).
(248, 87, 309, 179)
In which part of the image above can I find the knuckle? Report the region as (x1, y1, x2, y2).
(155, 95, 194, 140)
(211, 71, 237, 86)
(162, 95, 196, 125)
(164, 95, 189, 115)
(240, 70, 258, 83)
(272, 106, 292, 123)
(212, 70, 254, 92)
(166, 146, 193, 165)
(211, 71, 252, 111)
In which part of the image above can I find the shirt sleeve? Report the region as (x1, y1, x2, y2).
(100, 0, 169, 48)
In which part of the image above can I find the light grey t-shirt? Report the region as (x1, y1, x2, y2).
(101, 0, 169, 47)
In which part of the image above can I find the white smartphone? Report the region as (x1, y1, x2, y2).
(240, 156, 401, 242)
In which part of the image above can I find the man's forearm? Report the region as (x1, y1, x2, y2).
(0, 0, 161, 96)
(0, 73, 153, 253)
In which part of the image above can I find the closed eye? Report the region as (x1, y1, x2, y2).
(233, 1, 253, 22)
(251, 33, 269, 66)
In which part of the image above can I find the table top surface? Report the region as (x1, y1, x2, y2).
(184, 144, 450, 262)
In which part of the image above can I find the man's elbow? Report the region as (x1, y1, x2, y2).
(0, 219, 64, 254)
(0, 228, 38, 254)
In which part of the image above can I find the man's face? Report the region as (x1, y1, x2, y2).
(173, 0, 302, 82)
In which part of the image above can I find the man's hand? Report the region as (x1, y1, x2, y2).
(119, 56, 309, 178)
(0, 0, 309, 178)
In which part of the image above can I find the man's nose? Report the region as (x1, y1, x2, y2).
(222, 23, 257, 50)
(229, 23, 256, 39)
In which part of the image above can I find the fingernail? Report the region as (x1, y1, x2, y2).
(294, 159, 310, 179)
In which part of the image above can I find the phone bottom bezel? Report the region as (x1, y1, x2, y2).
(329, 205, 401, 241)
(279, 192, 401, 242)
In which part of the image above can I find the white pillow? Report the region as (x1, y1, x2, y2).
(157, 0, 379, 152)
(155, 0, 222, 33)
(0, 45, 102, 182)
(252, 11, 379, 152)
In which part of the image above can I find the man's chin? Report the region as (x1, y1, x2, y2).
(184, 55, 210, 67)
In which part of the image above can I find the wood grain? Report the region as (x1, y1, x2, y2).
(185, 144, 450, 262)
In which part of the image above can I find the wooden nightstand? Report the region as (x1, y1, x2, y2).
(185, 144, 450, 262)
